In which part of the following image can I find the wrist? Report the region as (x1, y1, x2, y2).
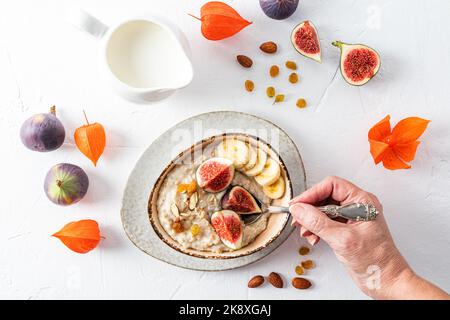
(363, 245, 412, 299)
(383, 267, 450, 300)
(380, 265, 416, 300)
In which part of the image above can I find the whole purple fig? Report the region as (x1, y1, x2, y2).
(44, 163, 89, 206)
(20, 106, 65, 152)
(259, 0, 299, 20)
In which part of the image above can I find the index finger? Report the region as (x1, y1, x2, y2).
(289, 176, 365, 205)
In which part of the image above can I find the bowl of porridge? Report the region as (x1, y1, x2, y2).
(148, 133, 292, 259)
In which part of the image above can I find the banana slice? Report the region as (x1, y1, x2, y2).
(243, 144, 257, 171)
(243, 148, 268, 177)
(254, 157, 281, 186)
(263, 176, 285, 199)
(216, 138, 249, 169)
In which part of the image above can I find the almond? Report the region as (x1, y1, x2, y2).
(248, 275, 265, 288)
(268, 272, 283, 288)
(260, 41, 277, 54)
(292, 277, 312, 290)
(189, 192, 198, 210)
(170, 203, 179, 217)
(237, 55, 253, 68)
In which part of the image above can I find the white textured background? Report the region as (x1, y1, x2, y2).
(0, 0, 449, 299)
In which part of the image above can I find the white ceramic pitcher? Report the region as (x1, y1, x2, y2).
(68, 9, 194, 103)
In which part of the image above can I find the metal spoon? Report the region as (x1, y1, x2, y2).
(241, 203, 379, 225)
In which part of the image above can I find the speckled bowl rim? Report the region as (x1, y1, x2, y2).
(147, 133, 293, 259)
(120, 111, 307, 271)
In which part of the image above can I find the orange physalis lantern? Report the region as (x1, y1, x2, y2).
(74, 111, 106, 166)
(52, 219, 101, 254)
(368, 115, 430, 170)
(189, 1, 252, 40)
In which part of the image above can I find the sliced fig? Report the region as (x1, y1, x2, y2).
(196, 157, 234, 193)
(332, 41, 380, 86)
(221, 186, 262, 215)
(291, 21, 321, 63)
(211, 210, 243, 250)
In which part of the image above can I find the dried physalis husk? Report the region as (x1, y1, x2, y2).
(285, 60, 297, 70)
(245, 80, 254, 92)
(295, 265, 304, 275)
(269, 65, 279, 77)
(266, 86, 275, 98)
(301, 260, 315, 270)
(273, 94, 285, 104)
(296, 98, 307, 109)
(299, 246, 310, 255)
(289, 72, 299, 83)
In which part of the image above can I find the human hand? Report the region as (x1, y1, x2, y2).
(289, 176, 411, 299)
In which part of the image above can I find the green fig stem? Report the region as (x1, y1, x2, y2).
(83, 110, 90, 125)
(332, 41, 344, 49)
(50, 105, 56, 115)
(188, 13, 202, 21)
(56, 180, 63, 187)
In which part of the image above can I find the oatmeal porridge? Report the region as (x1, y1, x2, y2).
(154, 136, 286, 253)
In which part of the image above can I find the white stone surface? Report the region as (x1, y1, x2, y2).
(0, 0, 449, 299)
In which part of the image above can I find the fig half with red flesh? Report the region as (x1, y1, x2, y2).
(196, 157, 234, 193)
(211, 210, 243, 250)
(221, 186, 262, 214)
(332, 41, 380, 86)
(291, 21, 322, 63)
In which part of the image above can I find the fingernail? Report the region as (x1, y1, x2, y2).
(300, 227, 307, 237)
(312, 237, 320, 246)
(307, 237, 318, 246)
(300, 228, 312, 237)
(289, 203, 305, 218)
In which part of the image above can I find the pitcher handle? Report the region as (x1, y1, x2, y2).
(67, 9, 108, 39)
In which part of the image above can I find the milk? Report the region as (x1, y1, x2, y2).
(70, 9, 193, 102)
(106, 20, 191, 89)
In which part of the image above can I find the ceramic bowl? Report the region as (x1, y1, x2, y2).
(148, 133, 292, 259)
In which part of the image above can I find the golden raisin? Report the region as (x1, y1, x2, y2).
(266, 86, 275, 98)
(171, 221, 184, 233)
(296, 98, 307, 109)
(190, 224, 201, 236)
(299, 246, 310, 256)
(273, 94, 285, 104)
(177, 180, 197, 195)
(289, 72, 299, 84)
(301, 260, 315, 270)
(285, 60, 297, 70)
(295, 265, 304, 275)
(245, 80, 254, 92)
(269, 65, 279, 77)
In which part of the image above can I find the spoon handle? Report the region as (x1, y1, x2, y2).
(267, 203, 378, 222)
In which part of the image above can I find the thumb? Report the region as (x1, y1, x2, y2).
(289, 203, 343, 243)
